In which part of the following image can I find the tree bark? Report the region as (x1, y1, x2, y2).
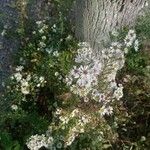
(75, 0, 148, 52)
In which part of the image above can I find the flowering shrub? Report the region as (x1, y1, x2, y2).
(0, 1, 150, 150)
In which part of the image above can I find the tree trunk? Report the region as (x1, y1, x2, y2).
(75, 0, 148, 52)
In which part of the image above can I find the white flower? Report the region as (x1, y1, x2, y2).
(47, 137, 54, 145)
(42, 36, 46, 40)
(59, 116, 69, 124)
(36, 21, 42, 25)
(39, 41, 46, 48)
(14, 72, 22, 82)
(53, 51, 59, 57)
(124, 47, 129, 54)
(26, 74, 31, 81)
(78, 65, 90, 79)
(65, 134, 76, 146)
(78, 87, 91, 97)
(128, 30, 136, 39)
(100, 106, 113, 116)
(26, 134, 53, 150)
(55, 108, 62, 115)
(83, 97, 89, 103)
(45, 48, 53, 54)
(21, 80, 30, 95)
(56, 142, 63, 149)
(134, 39, 139, 52)
(70, 85, 79, 95)
(32, 31, 36, 34)
(110, 42, 122, 52)
(111, 30, 119, 37)
(66, 35, 72, 41)
(124, 30, 136, 47)
(113, 84, 124, 100)
(92, 89, 100, 96)
(107, 72, 117, 82)
(70, 66, 80, 79)
(91, 60, 102, 75)
(39, 29, 44, 34)
(109, 80, 117, 89)
(81, 115, 90, 124)
(70, 109, 79, 117)
(124, 37, 133, 47)
(65, 77, 73, 86)
(39, 76, 45, 83)
(15, 66, 24, 72)
(1, 29, 6, 36)
(76, 77, 88, 87)
(11, 104, 18, 111)
(75, 44, 93, 64)
(55, 72, 59, 77)
(99, 93, 106, 102)
(78, 42, 90, 47)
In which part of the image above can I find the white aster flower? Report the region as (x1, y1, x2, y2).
(39, 41, 46, 48)
(128, 30, 136, 39)
(70, 66, 80, 79)
(111, 30, 119, 37)
(113, 84, 124, 100)
(56, 142, 63, 149)
(55, 108, 62, 115)
(83, 97, 89, 103)
(124, 30, 136, 47)
(70, 108, 79, 117)
(21, 80, 30, 95)
(91, 60, 102, 75)
(26, 74, 31, 81)
(15, 66, 24, 72)
(70, 85, 80, 95)
(134, 39, 139, 52)
(14, 72, 22, 82)
(100, 106, 113, 116)
(39, 76, 45, 83)
(42, 36, 46, 40)
(53, 51, 59, 57)
(110, 42, 122, 52)
(99, 93, 106, 102)
(78, 87, 91, 97)
(39, 29, 44, 34)
(78, 65, 90, 79)
(11, 104, 18, 111)
(26, 134, 52, 150)
(65, 77, 73, 86)
(65, 134, 76, 146)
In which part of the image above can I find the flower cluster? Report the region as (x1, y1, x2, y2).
(26, 134, 54, 150)
(54, 108, 91, 147)
(34, 21, 48, 51)
(66, 42, 103, 100)
(124, 29, 140, 52)
(26, 126, 65, 150)
(124, 30, 136, 47)
(11, 66, 46, 95)
(66, 30, 139, 117)
(65, 42, 124, 116)
(26, 29, 140, 149)
(34, 21, 60, 57)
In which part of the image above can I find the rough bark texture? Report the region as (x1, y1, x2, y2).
(75, 0, 148, 52)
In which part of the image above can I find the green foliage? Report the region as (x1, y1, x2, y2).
(125, 49, 148, 75)
(0, 1, 150, 150)
(135, 12, 150, 40)
(115, 21, 150, 149)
